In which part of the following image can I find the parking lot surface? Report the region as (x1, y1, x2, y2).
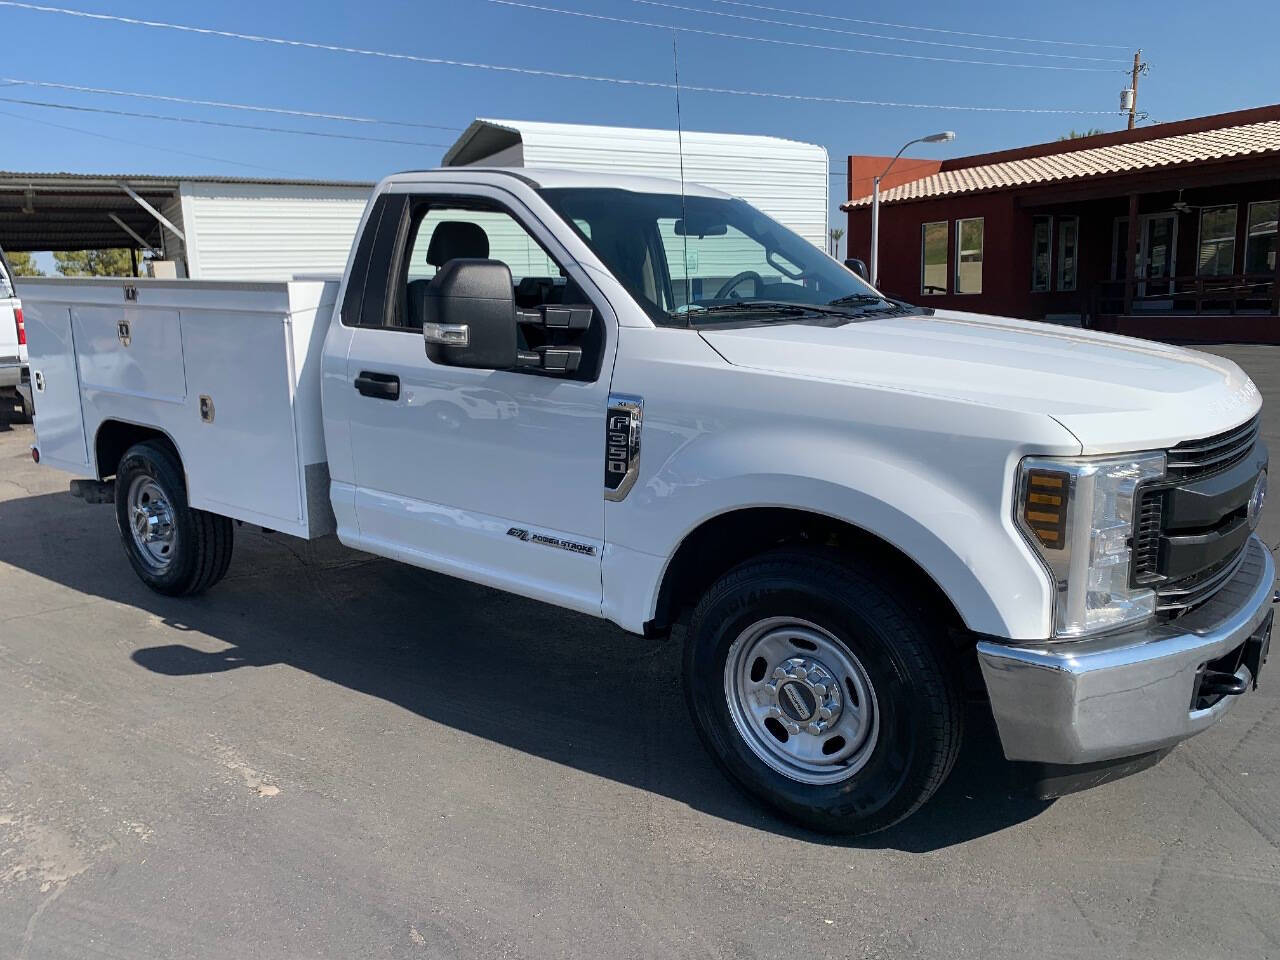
(1, 344, 1278, 960)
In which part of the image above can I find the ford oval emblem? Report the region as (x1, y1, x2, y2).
(1248, 470, 1268, 529)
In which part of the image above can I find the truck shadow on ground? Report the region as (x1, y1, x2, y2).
(0, 489, 1052, 852)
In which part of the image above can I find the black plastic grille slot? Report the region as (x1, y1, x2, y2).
(1133, 491, 1163, 584)
(1165, 414, 1260, 481)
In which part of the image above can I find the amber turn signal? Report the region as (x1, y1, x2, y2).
(1023, 468, 1069, 549)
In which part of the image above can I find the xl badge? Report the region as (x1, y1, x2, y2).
(604, 394, 643, 502)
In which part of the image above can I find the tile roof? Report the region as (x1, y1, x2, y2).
(843, 119, 1280, 208)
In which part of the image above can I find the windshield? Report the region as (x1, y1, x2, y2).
(538, 188, 891, 326)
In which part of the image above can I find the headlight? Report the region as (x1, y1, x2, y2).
(1016, 452, 1166, 638)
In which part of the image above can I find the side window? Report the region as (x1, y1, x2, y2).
(920, 221, 947, 295)
(657, 218, 803, 308)
(1031, 215, 1052, 292)
(955, 217, 984, 295)
(404, 208, 561, 287)
(340, 193, 407, 328)
(394, 199, 605, 382)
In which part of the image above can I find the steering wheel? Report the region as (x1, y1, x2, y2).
(714, 270, 763, 300)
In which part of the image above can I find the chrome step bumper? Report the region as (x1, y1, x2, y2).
(977, 535, 1274, 766)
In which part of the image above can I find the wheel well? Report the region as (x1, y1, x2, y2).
(651, 507, 967, 637)
(95, 421, 180, 481)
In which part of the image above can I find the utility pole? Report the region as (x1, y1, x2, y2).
(1127, 49, 1143, 130)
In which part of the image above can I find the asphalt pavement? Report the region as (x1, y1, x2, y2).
(0, 345, 1277, 960)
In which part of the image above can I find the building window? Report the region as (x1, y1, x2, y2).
(1245, 200, 1278, 275)
(1197, 205, 1237, 276)
(1031, 215, 1052, 292)
(1057, 217, 1079, 291)
(955, 218, 984, 294)
(920, 221, 947, 295)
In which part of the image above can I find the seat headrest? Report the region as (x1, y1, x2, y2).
(425, 221, 490, 267)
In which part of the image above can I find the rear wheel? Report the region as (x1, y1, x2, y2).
(685, 549, 963, 835)
(114, 440, 233, 595)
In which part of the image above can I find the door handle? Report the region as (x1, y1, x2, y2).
(354, 371, 400, 401)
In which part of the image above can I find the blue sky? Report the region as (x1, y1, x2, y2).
(2, 0, 1278, 234)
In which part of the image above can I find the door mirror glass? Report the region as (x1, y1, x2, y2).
(421, 259, 518, 370)
(844, 258, 869, 280)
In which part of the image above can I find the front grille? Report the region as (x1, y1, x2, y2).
(1134, 413, 1264, 617)
(1165, 413, 1260, 481)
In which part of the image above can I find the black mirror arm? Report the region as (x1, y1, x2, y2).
(517, 345, 582, 373)
(516, 304, 593, 331)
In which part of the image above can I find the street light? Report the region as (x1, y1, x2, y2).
(870, 131, 955, 288)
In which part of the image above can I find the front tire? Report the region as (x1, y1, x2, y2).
(114, 440, 233, 596)
(685, 550, 963, 835)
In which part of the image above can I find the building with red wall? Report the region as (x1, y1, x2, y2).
(843, 105, 1280, 342)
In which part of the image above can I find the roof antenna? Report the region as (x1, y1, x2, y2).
(671, 30, 691, 317)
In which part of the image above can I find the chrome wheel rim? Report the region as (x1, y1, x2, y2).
(127, 475, 176, 573)
(724, 617, 879, 785)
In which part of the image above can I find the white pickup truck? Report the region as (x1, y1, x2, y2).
(0, 245, 31, 418)
(21, 168, 1273, 835)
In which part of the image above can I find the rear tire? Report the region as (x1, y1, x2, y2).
(114, 440, 233, 596)
(684, 549, 963, 836)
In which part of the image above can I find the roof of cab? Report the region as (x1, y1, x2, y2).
(384, 166, 733, 199)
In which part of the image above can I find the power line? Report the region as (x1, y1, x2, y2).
(486, 0, 1119, 72)
(0, 106, 287, 172)
(705, 0, 1131, 49)
(624, 0, 1129, 62)
(0, 1, 1117, 114)
(0, 77, 462, 130)
(0, 97, 455, 147)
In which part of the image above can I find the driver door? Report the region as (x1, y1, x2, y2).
(339, 185, 619, 615)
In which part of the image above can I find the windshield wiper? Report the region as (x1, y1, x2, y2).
(826, 293, 895, 309)
(682, 300, 861, 320)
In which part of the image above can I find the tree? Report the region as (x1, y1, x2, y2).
(6, 251, 44, 276)
(828, 227, 845, 259)
(53, 248, 136, 277)
(1056, 128, 1107, 141)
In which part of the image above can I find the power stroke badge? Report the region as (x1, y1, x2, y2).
(507, 527, 596, 557)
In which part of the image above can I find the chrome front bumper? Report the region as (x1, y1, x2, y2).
(977, 535, 1274, 766)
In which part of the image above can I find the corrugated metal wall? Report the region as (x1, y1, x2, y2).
(180, 182, 371, 281)
(455, 120, 829, 249)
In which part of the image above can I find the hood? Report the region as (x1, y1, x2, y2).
(699, 310, 1260, 453)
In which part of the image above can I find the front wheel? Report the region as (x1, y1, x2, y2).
(114, 440, 234, 596)
(685, 550, 963, 835)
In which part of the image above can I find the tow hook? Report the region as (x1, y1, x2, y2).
(1197, 670, 1248, 698)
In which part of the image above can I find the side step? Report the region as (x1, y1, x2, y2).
(69, 479, 115, 504)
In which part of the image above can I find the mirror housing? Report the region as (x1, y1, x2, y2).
(422, 259, 519, 370)
(843, 258, 869, 280)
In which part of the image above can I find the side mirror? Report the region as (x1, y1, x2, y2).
(422, 259, 518, 370)
(844, 258, 869, 281)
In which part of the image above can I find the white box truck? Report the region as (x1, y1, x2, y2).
(21, 168, 1273, 835)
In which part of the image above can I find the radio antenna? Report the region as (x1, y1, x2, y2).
(672, 30, 691, 316)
